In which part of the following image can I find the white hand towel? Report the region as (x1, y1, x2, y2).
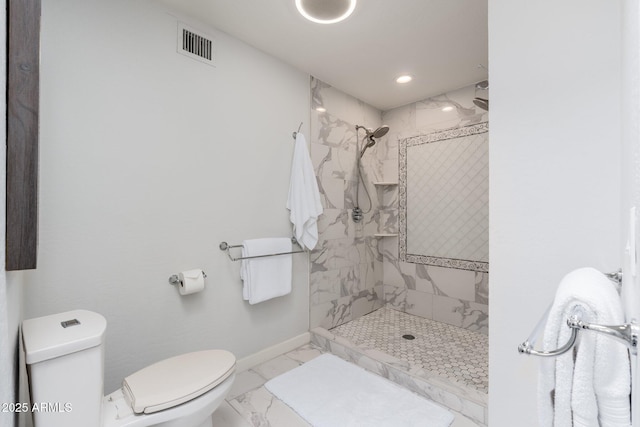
(287, 133, 323, 250)
(538, 267, 630, 427)
(240, 238, 293, 305)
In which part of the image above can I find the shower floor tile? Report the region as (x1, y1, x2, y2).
(329, 306, 488, 394)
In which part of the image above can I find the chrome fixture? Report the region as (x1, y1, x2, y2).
(169, 271, 207, 286)
(518, 269, 637, 357)
(475, 80, 489, 90)
(219, 237, 304, 262)
(352, 125, 389, 223)
(518, 316, 639, 357)
(292, 122, 303, 140)
(357, 125, 390, 158)
(473, 80, 489, 111)
(473, 98, 489, 111)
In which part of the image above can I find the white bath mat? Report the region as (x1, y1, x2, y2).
(265, 353, 454, 427)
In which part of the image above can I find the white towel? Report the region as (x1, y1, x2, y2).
(538, 267, 631, 427)
(287, 132, 323, 250)
(240, 238, 292, 305)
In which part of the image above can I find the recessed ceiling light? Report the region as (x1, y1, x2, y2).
(442, 106, 454, 112)
(316, 106, 327, 112)
(295, 0, 357, 24)
(396, 75, 413, 84)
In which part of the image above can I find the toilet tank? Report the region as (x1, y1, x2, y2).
(22, 310, 107, 427)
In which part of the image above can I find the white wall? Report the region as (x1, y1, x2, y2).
(489, 0, 621, 425)
(27, 0, 310, 394)
(621, 1, 640, 422)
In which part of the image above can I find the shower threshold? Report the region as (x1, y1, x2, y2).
(310, 306, 488, 426)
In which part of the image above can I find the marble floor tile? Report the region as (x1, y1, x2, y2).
(228, 370, 268, 400)
(229, 386, 311, 427)
(211, 401, 252, 427)
(251, 355, 302, 380)
(283, 344, 323, 364)
(452, 411, 482, 427)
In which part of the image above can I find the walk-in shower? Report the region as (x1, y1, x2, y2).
(352, 125, 389, 223)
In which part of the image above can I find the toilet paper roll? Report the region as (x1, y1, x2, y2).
(178, 269, 205, 295)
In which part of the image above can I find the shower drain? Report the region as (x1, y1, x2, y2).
(402, 334, 416, 340)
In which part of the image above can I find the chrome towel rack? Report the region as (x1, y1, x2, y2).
(518, 269, 639, 357)
(219, 237, 305, 262)
(518, 316, 639, 357)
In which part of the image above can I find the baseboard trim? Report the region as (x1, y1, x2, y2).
(236, 332, 311, 372)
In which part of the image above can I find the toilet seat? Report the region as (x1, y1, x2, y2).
(122, 349, 235, 414)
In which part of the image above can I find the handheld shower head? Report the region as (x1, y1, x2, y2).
(473, 97, 489, 111)
(473, 80, 489, 111)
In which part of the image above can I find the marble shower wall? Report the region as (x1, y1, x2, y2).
(381, 84, 490, 334)
(309, 77, 385, 329)
(308, 79, 490, 335)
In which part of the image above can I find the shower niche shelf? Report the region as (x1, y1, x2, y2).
(373, 233, 398, 238)
(373, 182, 398, 186)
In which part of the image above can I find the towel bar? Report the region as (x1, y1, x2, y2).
(518, 317, 639, 357)
(219, 237, 305, 262)
(517, 268, 637, 357)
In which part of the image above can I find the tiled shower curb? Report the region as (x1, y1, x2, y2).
(310, 327, 488, 426)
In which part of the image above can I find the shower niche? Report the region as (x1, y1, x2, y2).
(399, 122, 489, 272)
(373, 182, 398, 238)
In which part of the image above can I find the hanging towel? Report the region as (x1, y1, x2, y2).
(538, 267, 630, 427)
(240, 238, 292, 305)
(287, 132, 323, 250)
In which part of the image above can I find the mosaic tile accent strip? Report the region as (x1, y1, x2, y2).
(330, 306, 488, 393)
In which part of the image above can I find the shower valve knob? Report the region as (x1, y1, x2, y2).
(352, 207, 363, 223)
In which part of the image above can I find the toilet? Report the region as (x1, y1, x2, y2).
(22, 310, 236, 427)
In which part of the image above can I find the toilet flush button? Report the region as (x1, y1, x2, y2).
(60, 319, 81, 328)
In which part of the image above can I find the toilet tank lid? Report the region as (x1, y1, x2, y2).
(122, 349, 236, 414)
(22, 310, 107, 365)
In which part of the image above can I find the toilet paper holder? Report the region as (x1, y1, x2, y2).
(168, 271, 207, 286)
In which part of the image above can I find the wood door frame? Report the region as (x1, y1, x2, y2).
(6, 0, 41, 270)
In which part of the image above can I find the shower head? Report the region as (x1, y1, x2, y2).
(473, 80, 489, 111)
(357, 125, 390, 157)
(475, 80, 489, 90)
(473, 97, 489, 111)
(370, 125, 389, 139)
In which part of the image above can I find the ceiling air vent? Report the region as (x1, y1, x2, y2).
(177, 22, 215, 67)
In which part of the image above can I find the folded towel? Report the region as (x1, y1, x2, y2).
(538, 267, 630, 427)
(240, 238, 293, 305)
(287, 132, 323, 250)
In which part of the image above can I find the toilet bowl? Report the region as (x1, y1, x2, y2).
(22, 310, 235, 427)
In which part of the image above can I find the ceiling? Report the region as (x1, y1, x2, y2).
(156, 0, 488, 112)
